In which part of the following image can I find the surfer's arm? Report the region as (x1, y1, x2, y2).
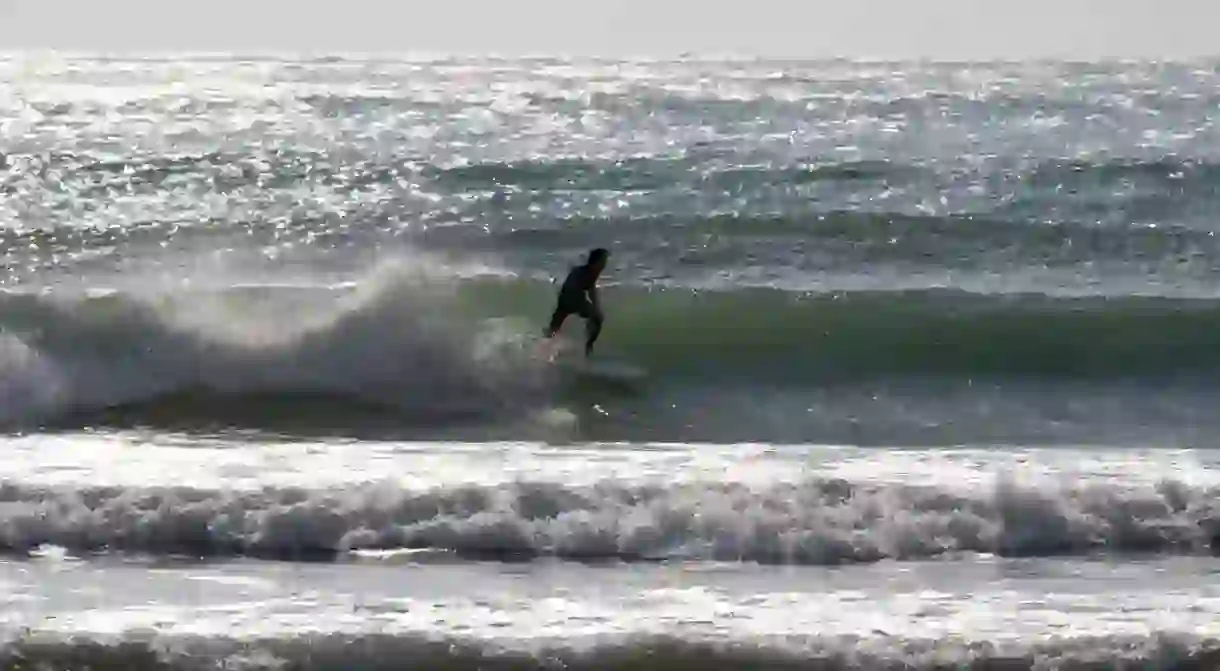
(588, 285, 601, 310)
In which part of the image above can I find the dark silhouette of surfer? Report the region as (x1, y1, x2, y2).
(543, 248, 609, 356)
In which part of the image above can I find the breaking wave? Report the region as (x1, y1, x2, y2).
(7, 262, 1220, 431)
(0, 263, 557, 429)
(0, 475, 1217, 563)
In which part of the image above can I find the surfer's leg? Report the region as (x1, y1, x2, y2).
(544, 307, 569, 337)
(583, 306, 603, 356)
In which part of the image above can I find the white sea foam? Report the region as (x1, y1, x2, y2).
(1, 435, 1218, 564)
(0, 257, 554, 427)
(2, 555, 1219, 670)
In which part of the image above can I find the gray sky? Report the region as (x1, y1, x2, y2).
(1, 0, 1214, 59)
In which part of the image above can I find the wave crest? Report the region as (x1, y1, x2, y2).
(0, 262, 553, 427)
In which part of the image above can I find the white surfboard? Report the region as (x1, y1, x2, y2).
(536, 338, 646, 382)
(562, 357, 648, 382)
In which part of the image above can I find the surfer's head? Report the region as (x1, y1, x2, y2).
(587, 247, 609, 273)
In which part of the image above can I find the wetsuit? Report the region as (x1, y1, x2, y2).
(545, 264, 603, 354)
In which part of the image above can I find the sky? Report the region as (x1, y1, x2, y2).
(0, 0, 1215, 60)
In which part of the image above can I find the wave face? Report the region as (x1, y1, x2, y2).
(5, 275, 1220, 436)
(460, 282, 1220, 381)
(10, 273, 1220, 441)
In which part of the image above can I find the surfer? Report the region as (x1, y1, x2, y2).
(543, 247, 609, 356)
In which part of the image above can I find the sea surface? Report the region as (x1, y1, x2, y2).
(3, 54, 1220, 669)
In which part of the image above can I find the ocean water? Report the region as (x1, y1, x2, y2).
(3, 54, 1220, 669)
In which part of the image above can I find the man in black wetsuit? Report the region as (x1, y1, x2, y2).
(543, 247, 609, 356)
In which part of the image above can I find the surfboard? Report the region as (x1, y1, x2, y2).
(560, 357, 648, 382)
(536, 338, 646, 382)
